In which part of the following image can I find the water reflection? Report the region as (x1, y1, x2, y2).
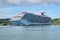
(0, 26, 60, 40)
(24, 25, 52, 31)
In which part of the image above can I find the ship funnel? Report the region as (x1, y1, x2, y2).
(40, 12, 46, 16)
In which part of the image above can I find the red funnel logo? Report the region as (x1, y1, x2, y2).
(40, 12, 46, 16)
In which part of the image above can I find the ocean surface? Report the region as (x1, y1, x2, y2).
(0, 25, 60, 40)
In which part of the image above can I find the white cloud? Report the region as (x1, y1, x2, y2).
(6, 0, 22, 5)
(0, 0, 60, 6)
(0, 7, 18, 18)
(26, 0, 41, 4)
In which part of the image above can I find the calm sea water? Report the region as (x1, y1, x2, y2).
(0, 25, 60, 40)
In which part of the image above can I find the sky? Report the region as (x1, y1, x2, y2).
(0, 0, 60, 19)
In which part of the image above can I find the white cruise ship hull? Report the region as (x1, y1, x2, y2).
(11, 20, 52, 26)
(10, 12, 52, 26)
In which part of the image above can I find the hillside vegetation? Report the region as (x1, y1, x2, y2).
(52, 18, 60, 25)
(0, 18, 12, 26)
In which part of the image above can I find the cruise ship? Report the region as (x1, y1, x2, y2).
(10, 12, 52, 26)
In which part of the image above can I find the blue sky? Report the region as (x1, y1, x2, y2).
(0, 0, 60, 19)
